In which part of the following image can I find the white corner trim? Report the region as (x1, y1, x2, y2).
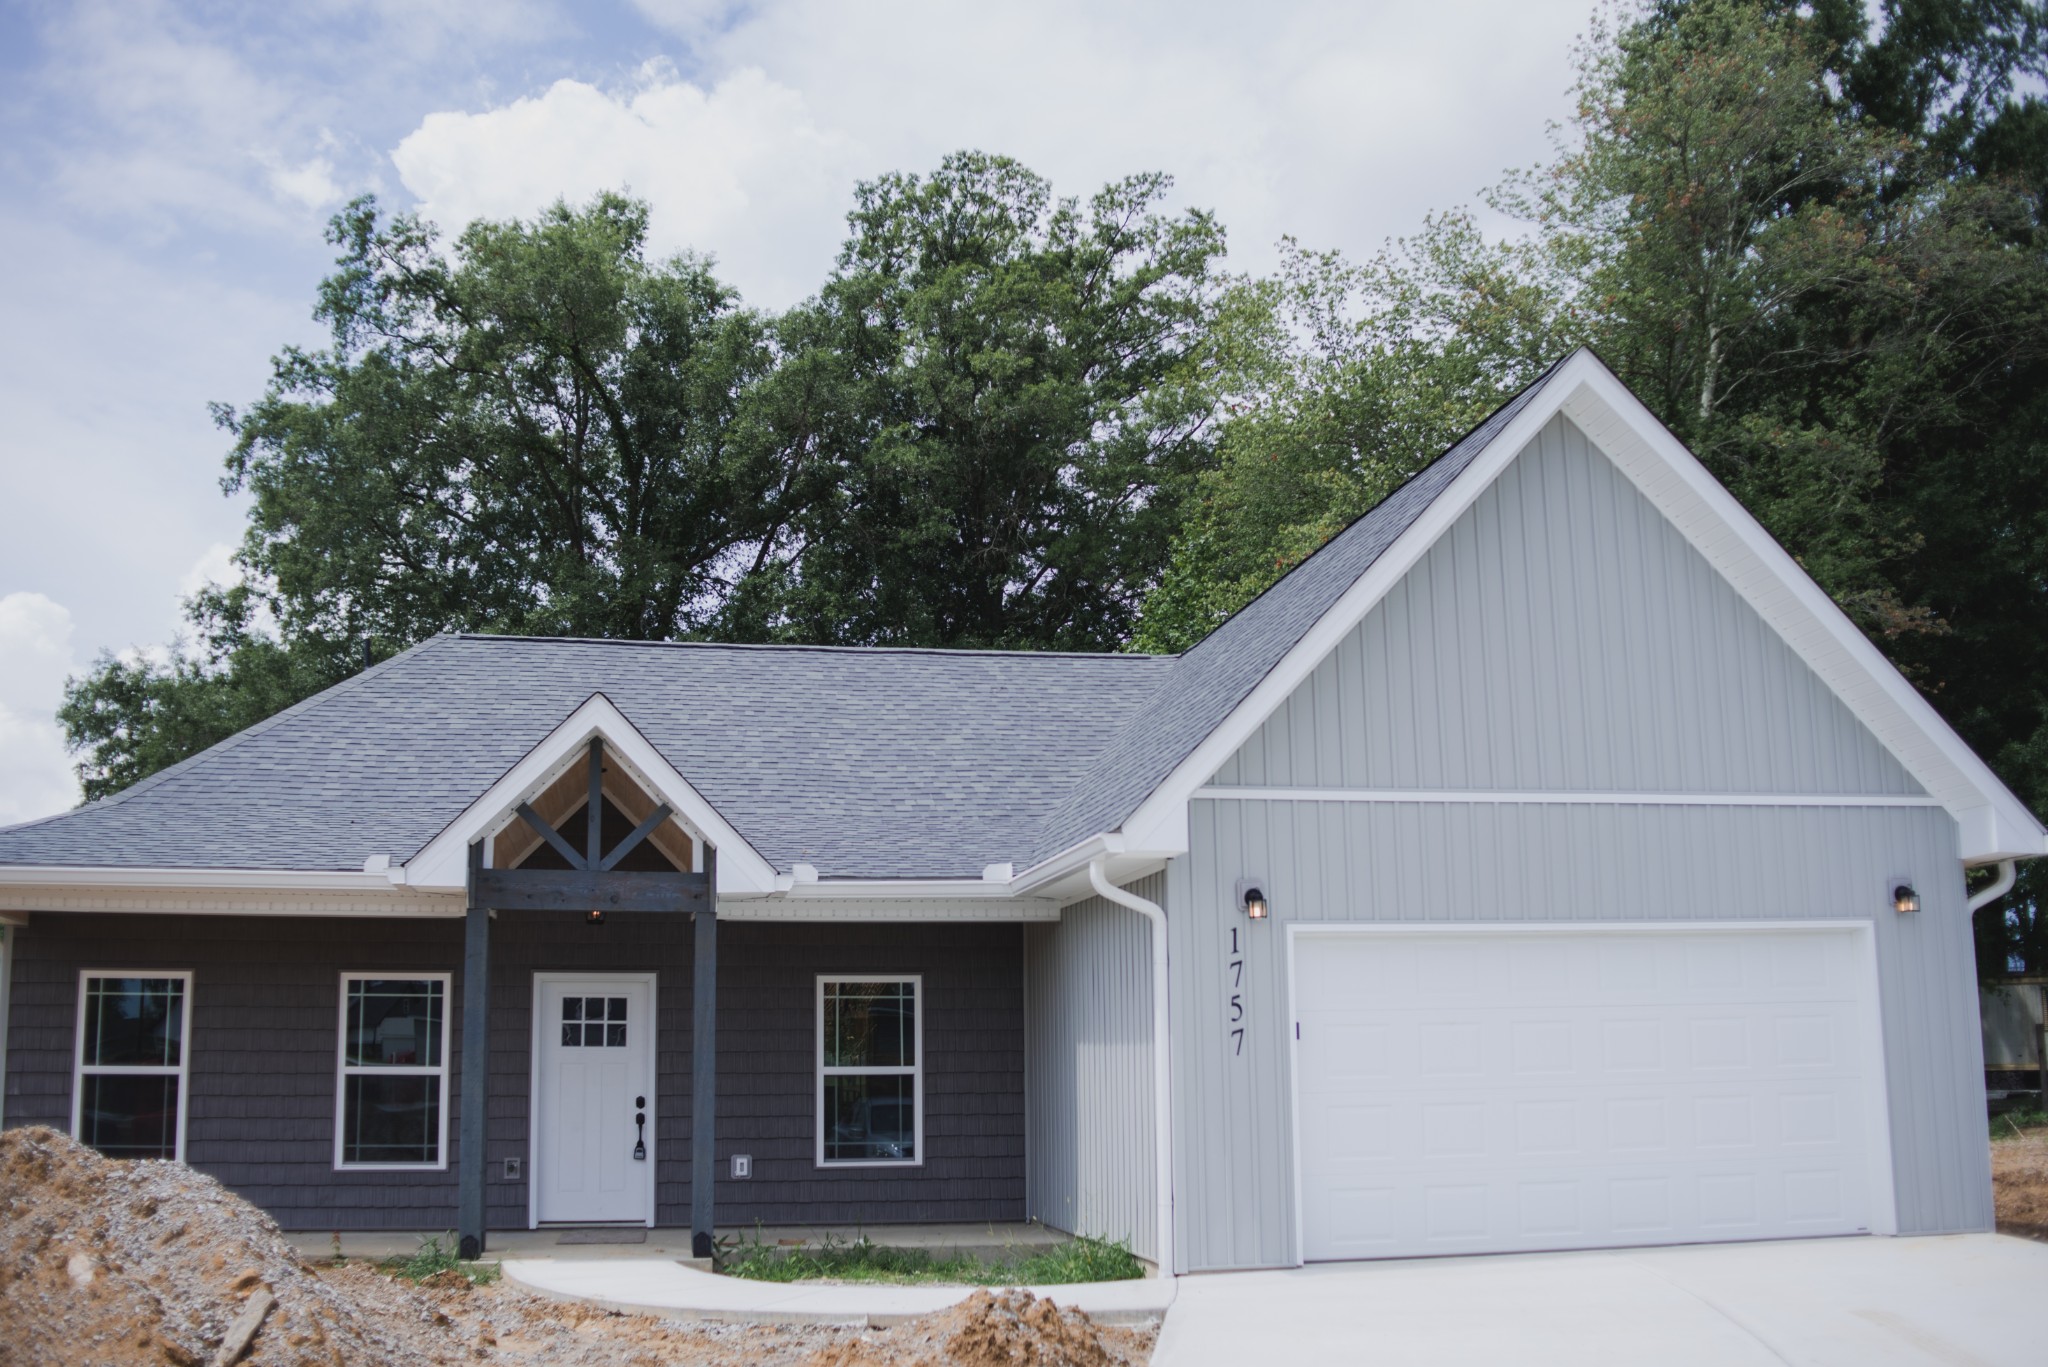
(1558, 368, 2047, 862)
(1116, 349, 2046, 864)
(1195, 786, 1947, 809)
(403, 692, 779, 895)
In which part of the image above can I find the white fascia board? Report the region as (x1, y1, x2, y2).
(723, 897, 1062, 921)
(1115, 348, 2045, 865)
(1559, 367, 2048, 863)
(0, 886, 462, 917)
(0, 866, 401, 892)
(403, 692, 780, 895)
(784, 878, 1019, 899)
(1116, 351, 1610, 855)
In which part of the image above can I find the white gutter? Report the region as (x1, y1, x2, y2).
(1968, 859, 2018, 913)
(1087, 856, 1175, 1277)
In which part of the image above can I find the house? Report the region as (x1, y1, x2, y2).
(0, 349, 2038, 1274)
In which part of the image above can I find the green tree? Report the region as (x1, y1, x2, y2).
(740, 152, 1228, 650)
(60, 192, 790, 797)
(58, 587, 360, 802)
(224, 192, 786, 645)
(1134, 219, 1577, 652)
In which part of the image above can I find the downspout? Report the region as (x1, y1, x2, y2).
(1087, 857, 1175, 1278)
(1968, 860, 2018, 913)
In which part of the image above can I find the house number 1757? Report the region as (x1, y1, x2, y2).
(1227, 924, 1245, 1057)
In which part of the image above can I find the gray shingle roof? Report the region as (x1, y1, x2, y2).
(0, 638, 1173, 878)
(0, 362, 1563, 881)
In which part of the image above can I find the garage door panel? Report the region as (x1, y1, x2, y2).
(1295, 928, 1884, 1260)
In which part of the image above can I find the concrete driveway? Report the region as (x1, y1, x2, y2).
(1152, 1234, 2047, 1366)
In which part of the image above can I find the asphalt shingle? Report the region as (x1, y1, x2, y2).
(0, 362, 1564, 880)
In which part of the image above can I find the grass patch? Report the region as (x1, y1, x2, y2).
(1994, 1107, 2048, 1141)
(376, 1232, 502, 1286)
(717, 1231, 1145, 1286)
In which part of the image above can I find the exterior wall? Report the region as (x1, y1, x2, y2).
(4, 912, 1025, 1231)
(1024, 872, 1160, 1262)
(1168, 414, 1985, 1272)
(1212, 415, 1925, 798)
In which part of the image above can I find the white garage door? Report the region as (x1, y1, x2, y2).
(1294, 925, 1891, 1261)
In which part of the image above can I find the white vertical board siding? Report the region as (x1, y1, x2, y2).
(1176, 795, 1988, 1271)
(1211, 415, 1924, 797)
(1169, 414, 1988, 1273)
(1024, 873, 1160, 1262)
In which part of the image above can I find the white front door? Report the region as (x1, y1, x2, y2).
(1293, 925, 1893, 1261)
(534, 974, 655, 1225)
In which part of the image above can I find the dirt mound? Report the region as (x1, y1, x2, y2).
(806, 1289, 1147, 1367)
(0, 1124, 452, 1366)
(1993, 1129, 2048, 1238)
(0, 1126, 1157, 1366)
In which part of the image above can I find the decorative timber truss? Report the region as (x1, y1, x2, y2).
(456, 737, 720, 1260)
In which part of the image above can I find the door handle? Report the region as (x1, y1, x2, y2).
(634, 1109, 647, 1161)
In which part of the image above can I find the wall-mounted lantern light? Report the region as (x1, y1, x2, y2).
(586, 908, 606, 926)
(1235, 878, 1270, 920)
(1892, 883, 1920, 915)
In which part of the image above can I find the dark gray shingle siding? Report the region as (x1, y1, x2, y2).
(6, 913, 1024, 1231)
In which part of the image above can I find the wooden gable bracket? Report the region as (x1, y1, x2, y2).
(471, 738, 709, 913)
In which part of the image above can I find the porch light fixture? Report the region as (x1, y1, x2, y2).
(1893, 884, 1920, 915)
(586, 908, 606, 926)
(1238, 884, 1269, 920)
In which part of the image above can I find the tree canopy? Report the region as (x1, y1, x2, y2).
(60, 0, 2048, 973)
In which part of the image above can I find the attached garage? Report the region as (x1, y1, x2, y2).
(1291, 925, 1895, 1261)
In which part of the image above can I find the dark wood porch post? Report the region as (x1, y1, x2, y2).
(690, 846, 718, 1258)
(458, 840, 491, 1260)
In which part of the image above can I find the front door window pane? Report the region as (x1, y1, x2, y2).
(560, 994, 627, 1047)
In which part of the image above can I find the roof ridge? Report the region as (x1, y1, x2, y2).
(47, 633, 457, 819)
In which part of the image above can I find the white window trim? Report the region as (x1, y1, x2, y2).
(816, 973, 924, 1169)
(334, 971, 452, 1172)
(72, 969, 193, 1164)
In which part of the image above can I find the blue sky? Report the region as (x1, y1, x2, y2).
(0, 0, 1592, 821)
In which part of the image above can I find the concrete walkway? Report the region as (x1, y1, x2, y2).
(501, 1257, 1176, 1326)
(1154, 1233, 2048, 1367)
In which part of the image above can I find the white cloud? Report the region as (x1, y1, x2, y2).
(393, 0, 1591, 308)
(266, 155, 344, 210)
(0, 593, 84, 825)
(393, 62, 859, 305)
(178, 542, 244, 600)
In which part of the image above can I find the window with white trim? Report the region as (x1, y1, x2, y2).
(74, 972, 191, 1162)
(336, 974, 450, 1169)
(817, 975, 921, 1165)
